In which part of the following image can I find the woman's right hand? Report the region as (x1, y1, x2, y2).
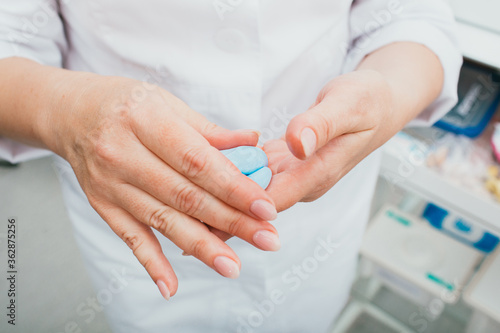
(38, 70, 281, 299)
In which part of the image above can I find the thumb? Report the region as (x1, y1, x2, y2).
(285, 93, 370, 160)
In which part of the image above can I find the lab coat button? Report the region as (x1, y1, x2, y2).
(214, 28, 246, 53)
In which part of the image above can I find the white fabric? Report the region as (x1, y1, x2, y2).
(0, 1, 461, 332)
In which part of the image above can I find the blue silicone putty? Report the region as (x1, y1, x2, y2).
(221, 146, 272, 189)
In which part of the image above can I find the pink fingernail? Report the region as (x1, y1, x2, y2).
(250, 200, 277, 221)
(236, 129, 261, 137)
(156, 280, 170, 300)
(214, 256, 240, 279)
(300, 127, 317, 158)
(253, 230, 281, 251)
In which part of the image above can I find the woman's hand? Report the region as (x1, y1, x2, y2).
(262, 70, 395, 210)
(264, 42, 443, 211)
(36, 71, 281, 299)
(265, 43, 444, 212)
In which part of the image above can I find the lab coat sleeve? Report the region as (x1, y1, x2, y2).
(342, 0, 462, 127)
(0, 0, 67, 163)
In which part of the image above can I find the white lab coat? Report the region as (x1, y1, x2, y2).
(0, 1, 461, 332)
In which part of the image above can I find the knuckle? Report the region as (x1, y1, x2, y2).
(85, 193, 100, 210)
(86, 194, 112, 218)
(111, 103, 133, 122)
(141, 256, 155, 274)
(222, 180, 241, 201)
(94, 139, 118, 164)
(313, 111, 333, 141)
(173, 184, 206, 217)
(148, 206, 175, 235)
(86, 173, 105, 193)
(202, 122, 219, 136)
(224, 211, 246, 237)
(180, 147, 210, 179)
(122, 231, 144, 253)
(189, 238, 209, 259)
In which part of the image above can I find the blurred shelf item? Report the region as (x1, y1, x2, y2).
(337, 273, 472, 333)
(422, 202, 499, 253)
(0, 160, 19, 168)
(380, 133, 500, 235)
(465, 310, 500, 333)
(360, 206, 483, 304)
(464, 246, 500, 323)
(434, 61, 500, 138)
(330, 300, 414, 333)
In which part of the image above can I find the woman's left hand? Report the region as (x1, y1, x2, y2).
(263, 70, 401, 212)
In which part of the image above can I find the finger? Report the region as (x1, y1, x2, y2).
(131, 111, 277, 221)
(269, 132, 374, 211)
(207, 226, 233, 242)
(203, 165, 272, 247)
(262, 139, 294, 174)
(112, 140, 280, 250)
(313, 130, 377, 175)
(285, 89, 375, 160)
(159, 91, 260, 149)
(115, 169, 281, 251)
(265, 170, 308, 212)
(92, 202, 178, 300)
(205, 146, 272, 246)
(262, 141, 326, 212)
(112, 184, 248, 279)
(184, 227, 232, 255)
(203, 127, 261, 150)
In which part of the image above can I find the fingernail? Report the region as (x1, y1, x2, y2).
(250, 200, 277, 221)
(156, 280, 170, 300)
(300, 127, 317, 158)
(214, 256, 240, 279)
(236, 129, 261, 137)
(253, 230, 281, 251)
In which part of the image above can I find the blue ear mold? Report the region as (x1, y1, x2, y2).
(247, 166, 272, 190)
(221, 146, 268, 175)
(221, 146, 272, 189)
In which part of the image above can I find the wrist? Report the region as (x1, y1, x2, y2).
(354, 68, 408, 132)
(355, 42, 445, 127)
(36, 68, 103, 159)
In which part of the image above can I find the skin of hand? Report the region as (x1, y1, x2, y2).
(265, 42, 445, 212)
(0, 57, 282, 300)
(203, 42, 446, 243)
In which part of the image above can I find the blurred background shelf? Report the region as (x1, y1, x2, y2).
(380, 146, 500, 234)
